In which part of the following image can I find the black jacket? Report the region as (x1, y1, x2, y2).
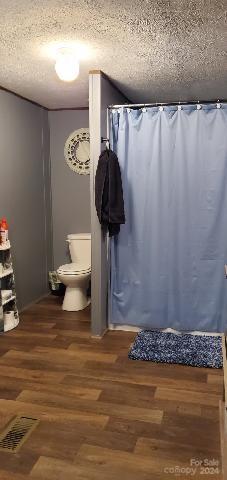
(95, 149, 125, 236)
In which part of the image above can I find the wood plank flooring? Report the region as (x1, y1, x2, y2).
(0, 296, 224, 479)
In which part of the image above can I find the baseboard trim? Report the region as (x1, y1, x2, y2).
(19, 293, 50, 313)
(108, 324, 141, 333)
(91, 327, 109, 339)
(108, 324, 222, 336)
(222, 334, 227, 408)
(219, 400, 227, 478)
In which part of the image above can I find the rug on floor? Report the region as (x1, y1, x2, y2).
(128, 330, 223, 368)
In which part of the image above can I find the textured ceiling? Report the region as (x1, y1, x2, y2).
(0, 0, 226, 108)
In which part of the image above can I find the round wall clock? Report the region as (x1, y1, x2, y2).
(64, 128, 90, 175)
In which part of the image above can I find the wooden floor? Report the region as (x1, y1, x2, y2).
(0, 296, 224, 479)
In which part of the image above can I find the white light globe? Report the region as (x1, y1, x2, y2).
(55, 48, 79, 82)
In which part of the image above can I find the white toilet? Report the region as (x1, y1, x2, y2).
(57, 233, 91, 311)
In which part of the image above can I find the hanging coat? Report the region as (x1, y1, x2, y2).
(95, 149, 125, 236)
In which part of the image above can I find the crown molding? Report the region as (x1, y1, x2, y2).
(0, 85, 48, 109)
(0, 85, 89, 111)
(49, 107, 89, 111)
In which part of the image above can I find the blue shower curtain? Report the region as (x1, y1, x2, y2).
(110, 104, 227, 333)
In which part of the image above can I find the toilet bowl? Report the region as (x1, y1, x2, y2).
(57, 233, 91, 312)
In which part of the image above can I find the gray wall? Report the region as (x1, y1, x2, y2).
(48, 109, 90, 269)
(0, 91, 52, 309)
(89, 72, 127, 336)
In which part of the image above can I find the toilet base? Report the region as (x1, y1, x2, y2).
(62, 286, 90, 312)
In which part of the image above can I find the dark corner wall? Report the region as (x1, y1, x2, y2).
(48, 109, 90, 269)
(0, 90, 52, 310)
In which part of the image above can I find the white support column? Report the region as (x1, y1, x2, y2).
(89, 70, 129, 337)
(89, 72, 108, 336)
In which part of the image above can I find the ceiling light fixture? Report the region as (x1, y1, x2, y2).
(55, 47, 79, 82)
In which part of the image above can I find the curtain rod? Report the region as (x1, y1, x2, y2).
(109, 99, 227, 109)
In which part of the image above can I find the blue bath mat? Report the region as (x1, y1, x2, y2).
(128, 330, 223, 368)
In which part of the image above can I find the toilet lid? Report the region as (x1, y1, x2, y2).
(58, 262, 91, 275)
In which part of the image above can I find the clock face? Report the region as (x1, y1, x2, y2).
(64, 128, 90, 175)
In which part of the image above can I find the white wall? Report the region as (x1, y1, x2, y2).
(48, 109, 90, 269)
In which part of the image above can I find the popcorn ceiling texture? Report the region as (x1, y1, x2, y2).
(0, 0, 226, 108)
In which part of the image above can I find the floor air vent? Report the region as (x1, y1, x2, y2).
(0, 416, 39, 453)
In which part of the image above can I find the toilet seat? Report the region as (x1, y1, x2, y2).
(57, 262, 91, 275)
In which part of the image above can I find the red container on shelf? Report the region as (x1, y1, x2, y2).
(0, 218, 9, 244)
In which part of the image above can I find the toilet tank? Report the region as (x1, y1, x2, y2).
(67, 233, 91, 265)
